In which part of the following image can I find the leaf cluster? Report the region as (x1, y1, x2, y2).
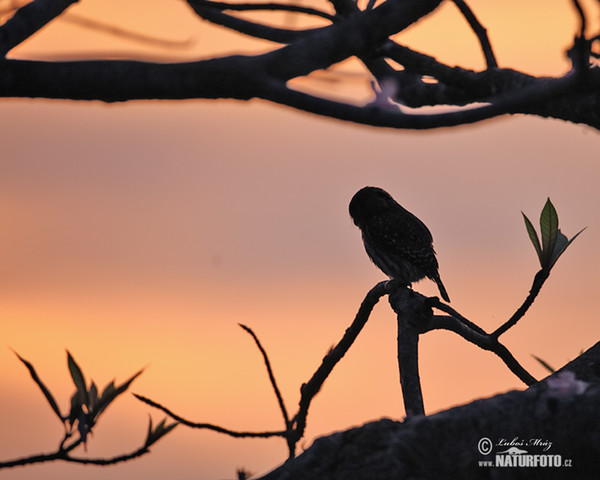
(1, 350, 177, 468)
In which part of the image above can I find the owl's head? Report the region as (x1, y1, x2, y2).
(349, 186, 398, 226)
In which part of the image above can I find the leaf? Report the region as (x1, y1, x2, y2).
(88, 381, 99, 411)
(539, 198, 559, 268)
(522, 212, 542, 263)
(532, 355, 555, 373)
(67, 351, 87, 404)
(548, 227, 586, 269)
(145, 415, 154, 445)
(95, 368, 144, 419)
(145, 417, 178, 447)
(67, 390, 84, 429)
(12, 350, 64, 422)
(101, 380, 115, 400)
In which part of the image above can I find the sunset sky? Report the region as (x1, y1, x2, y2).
(1, 1, 599, 479)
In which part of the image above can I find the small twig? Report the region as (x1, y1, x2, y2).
(134, 394, 285, 438)
(572, 0, 586, 38)
(0, 0, 79, 57)
(292, 281, 388, 441)
(238, 324, 295, 457)
(187, 0, 324, 44)
(193, 0, 335, 21)
(491, 269, 549, 338)
(63, 13, 195, 49)
(427, 298, 488, 335)
(451, 0, 498, 68)
(426, 315, 537, 386)
(0, 428, 153, 468)
(61, 447, 151, 465)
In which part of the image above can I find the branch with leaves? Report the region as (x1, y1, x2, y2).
(0, 0, 599, 129)
(0, 351, 177, 469)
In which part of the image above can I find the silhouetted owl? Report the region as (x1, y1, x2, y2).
(349, 186, 450, 302)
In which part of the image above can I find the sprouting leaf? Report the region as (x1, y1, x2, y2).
(95, 368, 144, 419)
(532, 354, 555, 373)
(524, 199, 584, 271)
(101, 380, 115, 400)
(145, 416, 178, 447)
(67, 390, 84, 429)
(67, 351, 87, 404)
(12, 350, 64, 423)
(548, 227, 586, 269)
(145, 415, 153, 445)
(88, 381, 99, 411)
(522, 212, 542, 263)
(540, 198, 559, 267)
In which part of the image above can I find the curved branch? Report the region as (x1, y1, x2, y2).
(192, 0, 335, 22)
(492, 269, 549, 338)
(0, 430, 153, 468)
(426, 315, 537, 386)
(134, 394, 285, 438)
(292, 281, 388, 441)
(187, 0, 325, 43)
(238, 324, 294, 456)
(259, 73, 581, 129)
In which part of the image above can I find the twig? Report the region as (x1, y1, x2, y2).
(572, 0, 586, 37)
(427, 315, 537, 386)
(192, 0, 335, 21)
(0, 0, 79, 57)
(451, 0, 497, 68)
(292, 281, 388, 441)
(0, 444, 152, 468)
(187, 0, 323, 44)
(427, 298, 488, 335)
(238, 324, 295, 457)
(491, 269, 549, 338)
(134, 394, 286, 438)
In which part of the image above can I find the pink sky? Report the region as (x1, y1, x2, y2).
(1, 1, 599, 479)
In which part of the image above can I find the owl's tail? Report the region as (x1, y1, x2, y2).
(434, 275, 450, 303)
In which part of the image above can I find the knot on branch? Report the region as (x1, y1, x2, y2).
(387, 285, 433, 329)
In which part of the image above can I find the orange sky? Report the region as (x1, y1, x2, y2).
(1, 1, 599, 479)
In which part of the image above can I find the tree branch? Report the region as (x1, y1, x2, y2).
(0, 0, 80, 57)
(492, 269, 549, 338)
(238, 324, 294, 457)
(134, 394, 286, 438)
(187, 0, 323, 43)
(425, 314, 537, 386)
(450, 0, 497, 68)
(292, 281, 388, 441)
(191, 0, 335, 22)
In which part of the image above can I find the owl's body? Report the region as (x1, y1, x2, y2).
(349, 186, 450, 302)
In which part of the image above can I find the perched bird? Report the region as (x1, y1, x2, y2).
(349, 186, 450, 302)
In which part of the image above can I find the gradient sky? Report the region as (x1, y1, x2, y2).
(1, 1, 599, 479)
